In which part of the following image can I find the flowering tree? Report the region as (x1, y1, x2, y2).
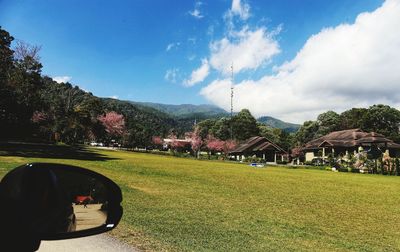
(223, 140, 237, 156)
(97, 111, 126, 137)
(291, 147, 304, 158)
(290, 147, 304, 165)
(152, 136, 163, 148)
(185, 127, 203, 158)
(31, 111, 47, 123)
(206, 135, 224, 152)
(206, 134, 237, 158)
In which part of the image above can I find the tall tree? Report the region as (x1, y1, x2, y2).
(317, 111, 340, 136)
(0, 27, 15, 138)
(258, 124, 280, 144)
(197, 119, 217, 139)
(231, 109, 260, 141)
(295, 120, 320, 145)
(210, 117, 232, 141)
(186, 127, 203, 158)
(98, 111, 126, 138)
(339, 108, 368, 130)
(362, 104, 400, 141)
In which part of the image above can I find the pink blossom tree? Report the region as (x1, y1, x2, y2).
(97, 111, 126, 138)
(291, 147, 304, 158)
(152, 136, 163, 149)
(206, 135, 224, 152)
(290, 147, 304, 165)
(31, 111, 48, 123)
(206, 135, 237, 158)
(186, 127, 203, 158)
(222, 140, 237, 157)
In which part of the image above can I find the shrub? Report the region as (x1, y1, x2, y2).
(243, 156, 265, 163)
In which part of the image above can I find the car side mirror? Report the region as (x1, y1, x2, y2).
(0, 163, 123, 241)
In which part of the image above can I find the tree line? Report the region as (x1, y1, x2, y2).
(0, 27, 178, 145)
(294, 106, 400, 147)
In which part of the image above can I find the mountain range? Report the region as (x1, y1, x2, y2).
(131, 101, 300, 132)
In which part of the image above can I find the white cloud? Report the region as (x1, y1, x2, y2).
(166, 42, 180, 52)
(53, 76, 71, 83)
(189, 9, 204, 19)
(223, 0, 251, 32)
(111, 95, 119, 99)
(209, 27, 280, 75)
(189, 1, 204, 19)
(201, 0, 400, 123)
(231, 0, 250, 20)
(184, 59, 210, 86)
(183, 1, 279, 87)
(164, 68, 180, 83)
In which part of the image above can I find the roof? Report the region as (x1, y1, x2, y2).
(163, 138, 191, 144)
(230, 136, 286, 154)
(303, 129, 399, 150)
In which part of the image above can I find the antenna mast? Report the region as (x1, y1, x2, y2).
(230, 63, 234, 118)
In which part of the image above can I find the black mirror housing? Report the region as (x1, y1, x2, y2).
(0, 163, 123, 241)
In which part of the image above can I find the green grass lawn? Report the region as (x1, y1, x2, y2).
(1, 143, 400, 251)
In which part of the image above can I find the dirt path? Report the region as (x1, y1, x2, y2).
(38, 234, 138, 252)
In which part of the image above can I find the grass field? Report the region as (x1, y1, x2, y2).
(1, 143, 400, 251)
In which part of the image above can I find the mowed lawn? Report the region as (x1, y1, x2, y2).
(1, 144, 400, 251)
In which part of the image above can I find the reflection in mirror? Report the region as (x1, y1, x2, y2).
(0, 164, 109, 236)
(52, 169, 108, 232)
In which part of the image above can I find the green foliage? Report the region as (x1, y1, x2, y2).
(339, 108, 368, 129)
(102, 98, 177, 147)
(258, 124, 280, 143)
(197, 118, 217, 139)
(0, 31, 44, 139)
(295, 105, 400, 146)
(361, 104, 400, 142)
(317, 111, 340, 136)
(210, 117, 232, 140)
(231, 109, 260, 141)
(133, 102, 227, 117)
(258, 124, 294, 152)
(294, 120, 320, 145)
(242, 156, 265, 163)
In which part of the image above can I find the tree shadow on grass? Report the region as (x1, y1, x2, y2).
(0, 142, 119, 161)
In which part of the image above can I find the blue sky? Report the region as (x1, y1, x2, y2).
(2, 0, 398, 123)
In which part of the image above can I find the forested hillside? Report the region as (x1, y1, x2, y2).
(258, 116, 300, 132)
(132, 102, 228, 117)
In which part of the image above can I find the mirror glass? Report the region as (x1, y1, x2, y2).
(53, 168, 108, 232)
(0, 164, 110, 235)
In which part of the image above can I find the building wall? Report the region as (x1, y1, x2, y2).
(305, 152, 315, 162)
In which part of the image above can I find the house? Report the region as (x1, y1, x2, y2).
(229, 136, 287, 163)
(162, 138, 191, 150)
(302, 129, 400, 162)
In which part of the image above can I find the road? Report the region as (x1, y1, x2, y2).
(38, 234, 138, 252)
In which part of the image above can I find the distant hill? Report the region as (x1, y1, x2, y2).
(131, 101, 300, 132)
(258, 116, 300, 133)
(131, 102, 228, 118)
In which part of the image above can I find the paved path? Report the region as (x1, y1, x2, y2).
(73, 204, 107, 231)
(38, 234, 138, 252)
